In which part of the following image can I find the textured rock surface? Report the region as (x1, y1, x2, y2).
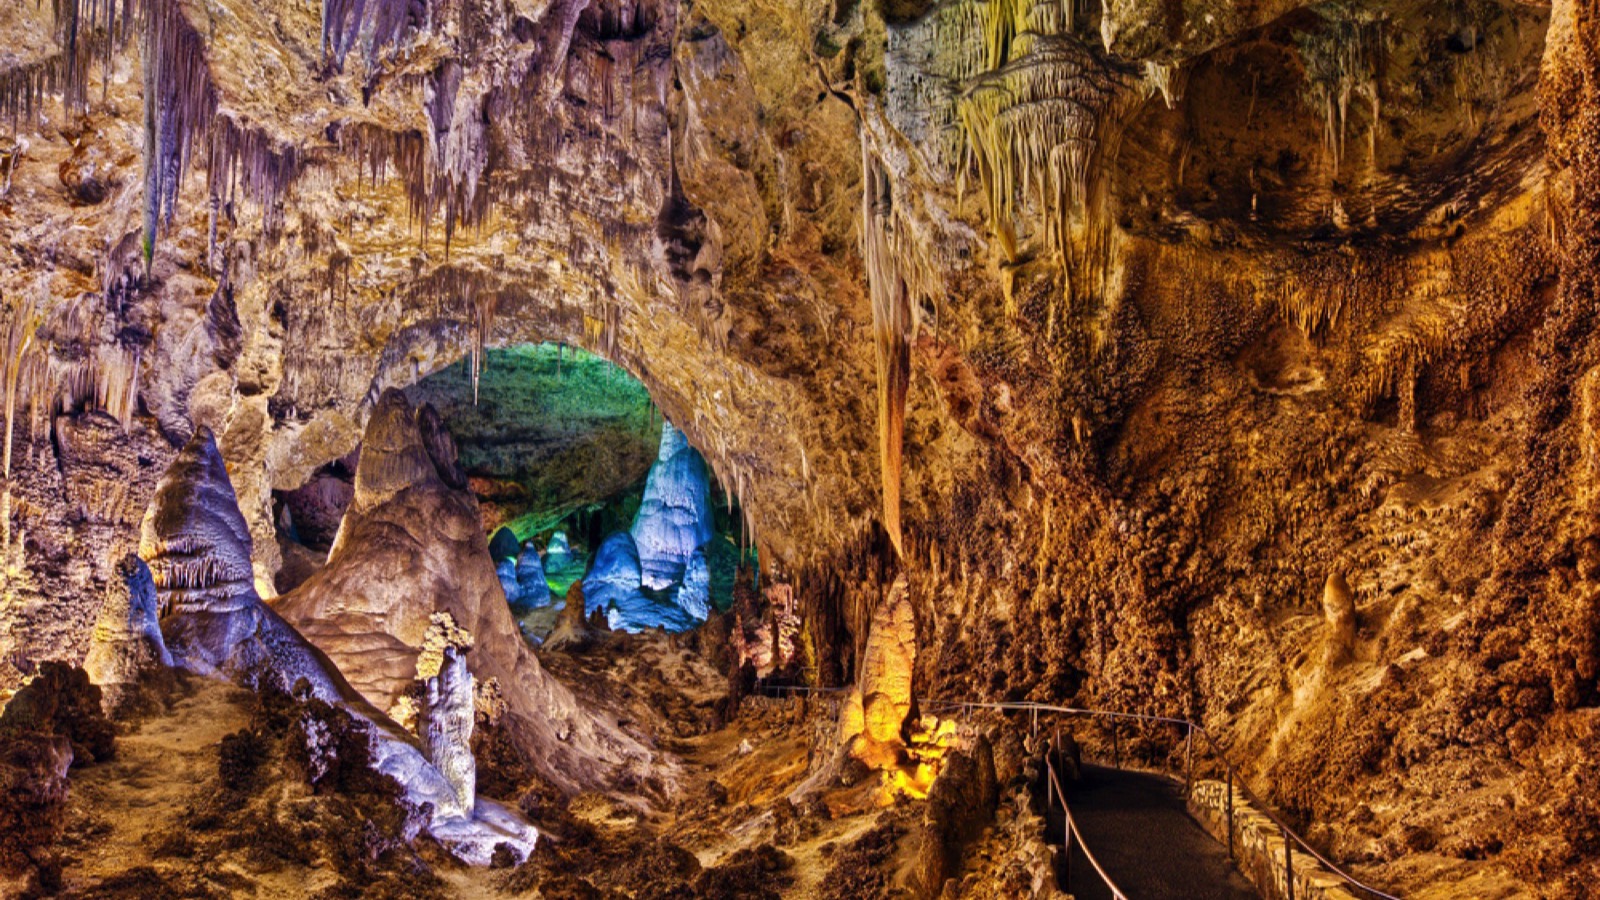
(0, 0, 1596, 891)
(274, 390, 660, 796)
(136, 426, 537, 862)
(81, 553, 172, 713)
(856, 575, 918, 765)
(418, 613, 477, 819)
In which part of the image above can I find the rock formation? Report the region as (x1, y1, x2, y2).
(678, 548, 712, 621)
(515, 545, 554, 609)
(138, 426, 536, 864)
(1, 0, 1596, 890)
(544, 580, 599, 653)
(417, 612, 476, 819)
(496, 558, 522, 611)
(488, 526, 521, 563)
(543, 532, 580, 581)
(1322, 572, 1358, 666)
(139, 427, 347, 700)
(81, 554, 172, 714)
(274, 390, 660, 796)
(631, 421, 715, 591)
(852, 575, 917, 769)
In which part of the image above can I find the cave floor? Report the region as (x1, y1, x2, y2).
(33, 638, 954, 898)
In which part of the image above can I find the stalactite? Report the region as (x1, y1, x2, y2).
(2, 57, 61, 138)
(861, 150, 913, 558)
(955, 26, 1126, 304)
(321, 0, 421, 72)
(2, 292, 43, 554)
(1141, 61, 1182, 109)
(140, 0, 300, 261)
(1296, 11, 1386, 173)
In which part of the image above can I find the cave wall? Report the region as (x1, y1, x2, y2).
(2, 0, 1598, 893)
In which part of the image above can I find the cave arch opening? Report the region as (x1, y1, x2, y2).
(273, 341, 758, 642)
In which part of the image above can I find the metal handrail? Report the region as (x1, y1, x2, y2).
(1045, 743, 1128, 899)
(927, 699, 1402, 900)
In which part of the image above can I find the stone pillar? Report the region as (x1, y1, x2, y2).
(417, 612, 476, 819)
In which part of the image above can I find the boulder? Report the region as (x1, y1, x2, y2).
(82, 553, 172, 714)
(0, 734, 73, 877)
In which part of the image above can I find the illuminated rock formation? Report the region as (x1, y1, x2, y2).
(275, 390, 659, 795)
(417, 612, 476, 818)
(515, 545, 553, 609)
(81, 554, 172, 714)
(852, 575, 917, 768)
(1, 0, 1594, 890)
(1322, 572, 1357, 666)
(138, 427, 346, 700)
(582, 530, 700, 632)
(496, 558, 522, 610)
(631, 421, 715, 591)
(676, 548, 712, 622)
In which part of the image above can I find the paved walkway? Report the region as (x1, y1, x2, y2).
(1048, 763, 1259, 900)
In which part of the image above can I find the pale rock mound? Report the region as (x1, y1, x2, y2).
(515, 545, 553, 609)
(82, 554, 172, 714)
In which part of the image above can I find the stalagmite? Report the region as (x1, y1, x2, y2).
(81, 553, 172, 714)
(850, 574, 917, 770)
(417, 612, 476, 819)
(515, 544, 553, 609)
(274, 389, 658, 796)
(138, 426, 537, 863)
(1322, 572, 1357, 666)
(630, 420, 715, 590)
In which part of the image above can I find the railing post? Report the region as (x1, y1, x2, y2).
(1226, 768, 1235, 860)
(1184, 723, 1194, 800)
(1062, 818, 1072, 888)
(1031, 707, 1038, 743)
(1111, 718, 1119, 768)
(1283, 824, 1294, 900)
